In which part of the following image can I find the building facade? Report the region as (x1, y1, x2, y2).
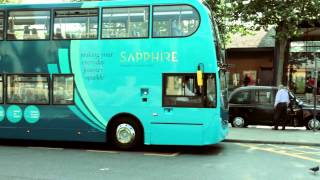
(226, 29, 275, 91)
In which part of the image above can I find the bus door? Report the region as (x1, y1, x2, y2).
(151, 74, 215, 145)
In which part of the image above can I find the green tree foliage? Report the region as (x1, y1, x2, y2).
(0, 0, 21, 3)
(232, 0, 320, 39)
(208, 0, 320, 84)
(206, 0, 249, 45)
(232, 0, 320, 84)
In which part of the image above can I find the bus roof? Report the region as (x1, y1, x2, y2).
(0, 0, 204, 9)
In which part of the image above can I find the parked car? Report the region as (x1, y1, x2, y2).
(228, 86, 320, 130)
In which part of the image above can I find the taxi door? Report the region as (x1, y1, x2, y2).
(251, 89, 274, 125)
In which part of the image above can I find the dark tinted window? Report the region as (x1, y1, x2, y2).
(230, 90, 250, 104)
(255, 90, 272, 104)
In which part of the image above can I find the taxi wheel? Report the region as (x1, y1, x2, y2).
(306, 118, 320, 130)
(232, 116, 246, 128)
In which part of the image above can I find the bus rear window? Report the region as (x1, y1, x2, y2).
(102, 7, 149, 39)
(53, 9, 98, 40)
(0, 12, 3, 40)
(153, 5, 200, 37)
(6, 75, 49, 104)
(7, 10, 50, 40)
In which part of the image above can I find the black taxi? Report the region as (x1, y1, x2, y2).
(228, 86, 320, 130)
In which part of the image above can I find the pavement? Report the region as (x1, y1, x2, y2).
(224, 125, 320, 146)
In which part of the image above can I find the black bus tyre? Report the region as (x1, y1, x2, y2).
(109, 117, 143, 150)
(232, 116, 246, 128)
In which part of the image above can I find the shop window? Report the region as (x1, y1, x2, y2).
(7, 10, 50, 40)
(53, 9, 98, 39)
(53, 75, 74, 105)
(7, 75, 49, 104)
(102, 7, 149, 38)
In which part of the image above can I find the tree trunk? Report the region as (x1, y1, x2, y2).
(275, 23, 288, 86)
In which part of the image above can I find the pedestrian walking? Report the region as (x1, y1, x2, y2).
(243, 74, 250, 86)
(273, 85, 290, 130)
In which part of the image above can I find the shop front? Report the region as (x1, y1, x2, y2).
(287, 41, 320, 103)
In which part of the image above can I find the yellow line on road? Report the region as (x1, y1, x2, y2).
(299, 146, 320, 151)
(237, 143, 320, 163)
(268, 144, 320, 156)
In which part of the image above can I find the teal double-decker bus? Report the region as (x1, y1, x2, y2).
(0, 0, 228, 149)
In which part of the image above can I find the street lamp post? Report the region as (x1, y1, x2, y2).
(313, 52, 318, 131)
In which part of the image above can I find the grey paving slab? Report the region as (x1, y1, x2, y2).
(224, 126, 320, 146)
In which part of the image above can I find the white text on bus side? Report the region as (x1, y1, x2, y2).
(120, 51, 178, 63)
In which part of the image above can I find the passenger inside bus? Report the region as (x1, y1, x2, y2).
(23, 25, 31, 39)
(54, 28, 64, 39)
(31, 28, 39, 39)
(171, 19, 182, 36)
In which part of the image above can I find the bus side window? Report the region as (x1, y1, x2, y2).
(52, 75, 74, 105)
(0, 75, 3, 103)
(153, 5, 200, 38)
(53, 9, 98, 40)
(102, 7, 149, 39)
(163, 74, 203, 107)
(6, 75, 49, 104)
(7, 10, 50, 40)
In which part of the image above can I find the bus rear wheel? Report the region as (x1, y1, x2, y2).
(109, 116, 143, 150)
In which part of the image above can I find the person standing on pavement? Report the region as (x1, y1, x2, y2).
(274, 85, 290, 130)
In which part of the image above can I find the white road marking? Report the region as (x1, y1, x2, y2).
(99, 168, 110, 171)
(143, 152, 180, 157)
(28, 147, 63, 150)
(86, 150, 119, 154)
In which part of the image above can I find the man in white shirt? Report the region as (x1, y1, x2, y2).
(274, 85, 290, 130)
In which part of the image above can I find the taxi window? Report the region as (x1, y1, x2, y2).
(230, 90, 250, 104)
(255, 90, 272, 104)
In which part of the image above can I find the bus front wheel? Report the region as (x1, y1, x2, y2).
(109, 116, 143, 149)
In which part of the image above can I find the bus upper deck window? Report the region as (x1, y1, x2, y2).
(153, 5, 200, 38)
(7, 10, 50, 40)
(102, 7, 149, 39)
(53, 9, 98, 40)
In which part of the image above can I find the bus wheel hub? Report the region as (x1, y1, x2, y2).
(116, 124, 135, 144)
